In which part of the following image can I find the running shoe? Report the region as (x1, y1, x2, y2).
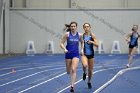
(83, 73, 86, 80)
(70, 86, 74, 92)
(126, 64, 130, 68)
(87, 83, 92, 89)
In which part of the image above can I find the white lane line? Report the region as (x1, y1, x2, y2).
(0, 63, 65, 71)
(18, 72, 67, 93)
(0, 64, 65, 77)
(12, 66, 103, 93)
(0, 66, 31, 70)
(93, 66, 140, 93)
(6, 66, 102, 93)
(0, 67, 65, 87)
(0, 65, 103, 87)
(57, 66, 123, 93)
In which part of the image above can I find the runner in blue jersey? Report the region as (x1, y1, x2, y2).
(60, 22, 83, 92)
(125, 25, 140, 68)
(81, 23, 98, 89)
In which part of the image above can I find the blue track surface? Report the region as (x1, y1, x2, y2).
(0, 54, 140, 93)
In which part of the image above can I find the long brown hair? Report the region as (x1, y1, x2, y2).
(70, 22, 78, 27)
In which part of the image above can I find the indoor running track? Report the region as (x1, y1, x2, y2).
(0, 54, 140, 93)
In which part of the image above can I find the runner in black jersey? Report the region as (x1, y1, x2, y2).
(81, 23, 98, 89)
(125, 25, 140, 68)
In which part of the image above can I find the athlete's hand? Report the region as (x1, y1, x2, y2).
(81, 50, 84, 56)
(64, 49, 68, 53)
(125, 39, 130, 44)
(127, 41, 130, 44)
(87, 40, 94, 44)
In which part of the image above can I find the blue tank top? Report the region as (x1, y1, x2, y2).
(130, 32, 139, 46)
(66, 32, 80, 53)
(83, 33, 94, 55)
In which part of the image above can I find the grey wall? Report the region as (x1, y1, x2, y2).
(0, 0, 10, 54)
(9, 9, 140, 54)
(0, 0, 3, 53)
(12, 0, 140, 9)
(0, 22, 2, 54)
(0, 18, 3, 54)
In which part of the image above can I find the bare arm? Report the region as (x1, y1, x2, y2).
(60, 32, 69, 53)
(79, 33, 84, 55)
(138, 33, 140, 38)
(125, 32, 132, 43)
(91, 33, 99, 48)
